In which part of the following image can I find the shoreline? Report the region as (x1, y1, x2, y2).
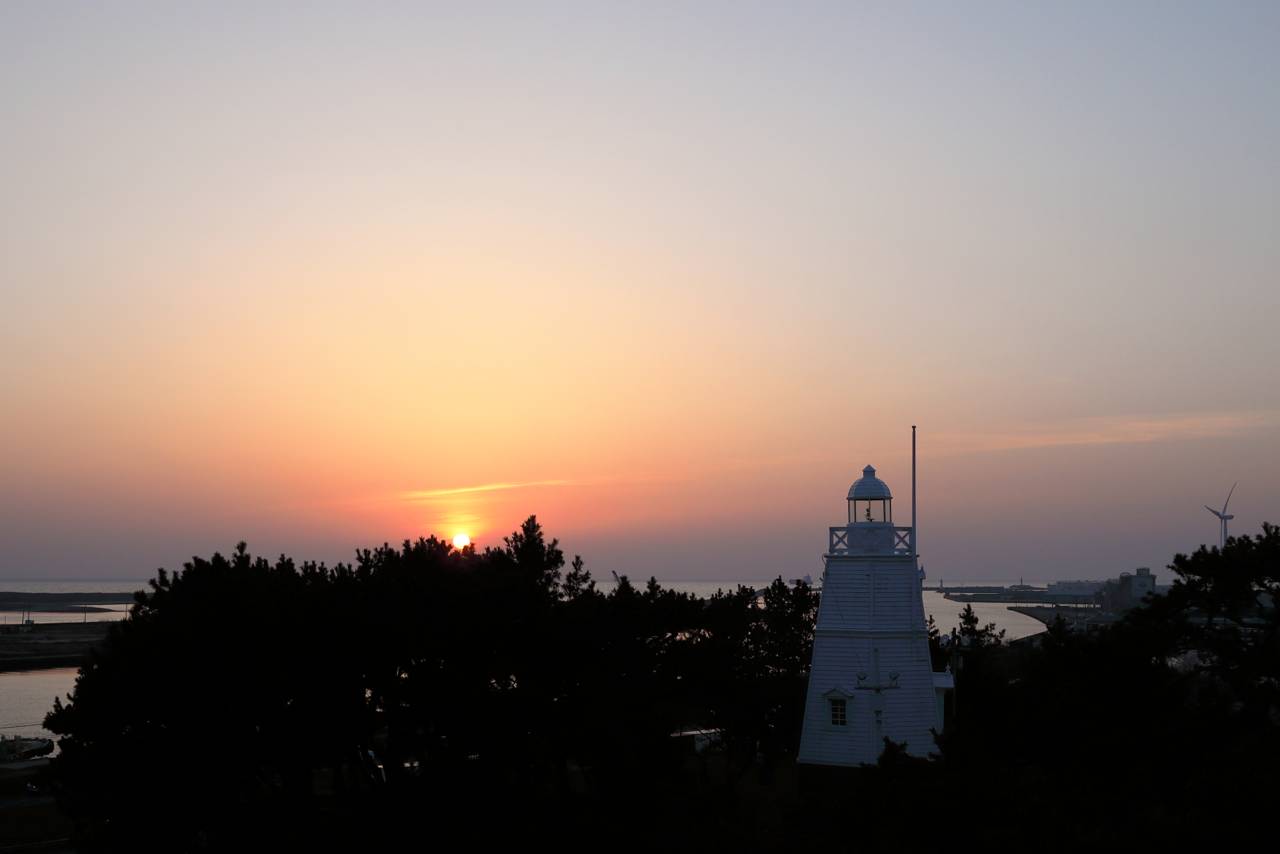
(1008, 605, 1120, 631)
(0, 592, 135, 615)
(1008, 605, 1059, 626)
(0, 623, 111, 674)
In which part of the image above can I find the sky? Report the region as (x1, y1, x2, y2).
(2, 1, 1278, 583)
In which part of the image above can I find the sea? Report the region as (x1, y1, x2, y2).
(0, 579, 141, 626)
(0, 578, 1045, 743)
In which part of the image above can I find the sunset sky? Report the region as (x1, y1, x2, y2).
(2, 2, 1277, 582)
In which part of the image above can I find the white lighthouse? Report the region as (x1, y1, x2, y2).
(798, 437, 952, 766)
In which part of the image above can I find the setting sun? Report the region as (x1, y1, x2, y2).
(452, 533, 471, 549)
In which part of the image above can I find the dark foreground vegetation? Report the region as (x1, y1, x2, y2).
(42, 519, 1280, 851)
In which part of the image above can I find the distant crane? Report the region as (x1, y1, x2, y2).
(1205, 483, 1237, 549)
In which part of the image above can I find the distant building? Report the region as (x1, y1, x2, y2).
(798, 465, 951, 767)
(1098, 567, 1157, 612)
(1047, 580, 1106, 597)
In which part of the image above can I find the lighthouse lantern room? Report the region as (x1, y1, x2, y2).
(848, 465, 893, 524)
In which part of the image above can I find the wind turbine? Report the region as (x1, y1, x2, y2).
(1205, 482, 1237, 549)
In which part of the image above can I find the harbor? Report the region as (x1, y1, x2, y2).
(925, 568, 1166, 633)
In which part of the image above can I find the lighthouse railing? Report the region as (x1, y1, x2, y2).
(827, 525, 915, 557)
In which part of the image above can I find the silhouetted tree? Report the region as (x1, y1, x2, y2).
(955, 602, 1006, 648)
(45, 518, 1280, 850)
(44, 516, 827, 850)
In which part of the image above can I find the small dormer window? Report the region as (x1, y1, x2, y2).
(829, 698, 847, 726)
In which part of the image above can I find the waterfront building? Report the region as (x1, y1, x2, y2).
(1047, 580, 1106, 597)
(798, 462, 952, 767)
(1099, 566, 1157, 612)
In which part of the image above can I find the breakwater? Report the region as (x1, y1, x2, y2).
(1008, 605, 1120, 632)
(0, 623, 112, 672)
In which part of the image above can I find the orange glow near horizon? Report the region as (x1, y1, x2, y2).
(2, 4, 1278, 581)
(452, 533, 471, 549)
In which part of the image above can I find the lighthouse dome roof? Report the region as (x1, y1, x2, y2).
(848, 465, 892, 500)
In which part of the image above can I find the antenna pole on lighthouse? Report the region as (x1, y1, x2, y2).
(912, 424, 918, 562)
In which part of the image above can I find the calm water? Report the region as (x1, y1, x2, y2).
(0, 668, 77, 741)
(0, 583, 142, 739)
(0, 580, 1045, 739)
(921, 591, 1045, 640)
(0, 579, 143, 626)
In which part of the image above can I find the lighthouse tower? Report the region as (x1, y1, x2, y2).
(798, 450, 952, 766)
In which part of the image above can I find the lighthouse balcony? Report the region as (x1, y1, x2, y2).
(828, 525, 915, 557)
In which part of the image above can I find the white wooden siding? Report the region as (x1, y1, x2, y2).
(798, 551, 944, 767)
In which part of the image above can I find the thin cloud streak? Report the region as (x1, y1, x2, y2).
(936, 411, 1277, 456)
(402, 480, 574, 502)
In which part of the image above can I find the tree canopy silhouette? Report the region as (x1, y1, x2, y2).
(43, 519, 1280, 850)
(45, 515, 818, 851)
